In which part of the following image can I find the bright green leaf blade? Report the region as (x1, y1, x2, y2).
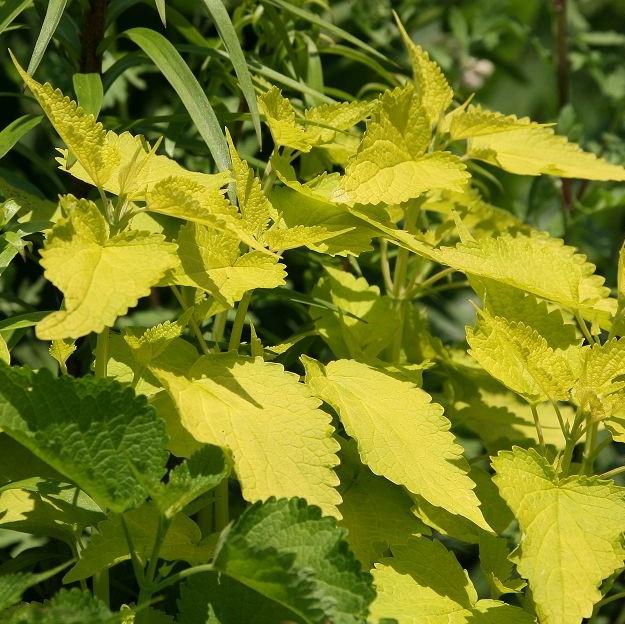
(151, 444, 231, 519)
(26, 0, 68, 76)
(0, 364, 168, 513)
(5, 588, 116, 623)
(212, 497, 375, 624)
(154, 0, 166, 25)
(152, 354, 342, 518)
(64, 503, 212, 582)
(304, 357, 491, 530)
(0, 0, 32, 36)
(493, 447, 625, 624)
(371, 537, 534, 624)
(0, 115, 41, 160)
(339, 466, 431, 570)
(72, 73, 103, 118)
(125, 27, 229, 172)
(201, 0, 262, 144)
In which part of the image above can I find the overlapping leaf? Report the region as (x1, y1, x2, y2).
(0, 364, 168, 513)
(152, 354, 342, 517)
(37, 197, 177, 339)
(335, 85, 468, 205)
(304, 357, 490, 529)
(370, 537, 534, 623)
(493, 447, 625, 624)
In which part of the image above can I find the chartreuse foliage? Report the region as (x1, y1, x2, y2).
(3, 8, 625, 624)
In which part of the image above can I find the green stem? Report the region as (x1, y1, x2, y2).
(575, 312, 599, 345)
(152, 563, 215, 594)
(94, 329, 109, 379)
(228, 292, 252, 352)
(599, 465, 625, 480)
(92, 570, 109, 606)
(379, 239, 394, 294)
(171, 286, 210, 355)
(581, 418, 597, 475)
(550, 400, 569, 437)
(530, 403, 545, 451)
(213, 479, 229, 531)
(597, 590, 625, 609)
(212, 311, 228, 351)
(120, 514, 145, 586)
(138, 516, 171, 605)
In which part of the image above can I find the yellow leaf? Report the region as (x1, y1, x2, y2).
(152, 354, 342, 517)
(36, 196, 178, 339)
(304, 357, 491, 530)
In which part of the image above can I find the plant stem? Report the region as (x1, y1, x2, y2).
(553, 0, 574, 214)
(212, 311, 228, 351)
(171, 286, 210, 355)
(94, 329, 109, 379)
(599, 465, 625, 480)
(228, 291, 252, 352)
(379, 239, 394, 293)
(213, 479, 229, 531)
(138, 516, 171, 605)
(575, 312, 598, 345)
(530, 403, 546, 451)
(597, 590, 625, 609)
(581, 418, 597, 475)
(92, 570, 109, 605)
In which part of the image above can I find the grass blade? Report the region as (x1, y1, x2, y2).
(0, 0, 32, 35)
(262, 0, 392, 64)
(154, 0, 166, 25)
(27, 0, 68, 75)
(0, 114, 41, 160)
(125, 27, 229, 172)
(200, 0, 262, 145)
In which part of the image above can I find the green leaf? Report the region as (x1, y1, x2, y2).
(210, 497, 375, 624)
(0, 115, 41, 160)
(26, 0, 68, 76)
(151, 445, 231, 519)
(72, 73, 103, 119)
(0, 562, 70, 613)
(492, 447, 625, 624)
(336, 86, 468, 205)
(304, 357, 491, 530)
(6, 588, 117, 624)
(410, 465, 514, 545)
(0, 483, 103, 543)
(154, 0, 166, 25)
(200, 0, 262, 144)
(0, 364, 168, 513)
(64, 503, 213, 582)
(36, 196, 178, 339)
(370, 537, 534, 624)
(467, 309, 576, 403)
(478, 535, 526, 598)
(48, 338, 75, 372)
(0, 0, 32, 36)
(177, 573, 303, 624)
(311, 266, 400, 359)
(152, 354, 342, 517)
(339, 465, 431, 570)
(125, 28, 229, 172)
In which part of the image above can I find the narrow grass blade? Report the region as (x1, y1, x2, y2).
(125, 27, 229, 172)
(27, 0, 68, 75)
(200, 0, 262, 145)
(154, 0, 166, 25)
(0, 115, 41, 160)
(262, 0, 392, 64)
(0, 0, 32, 35)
